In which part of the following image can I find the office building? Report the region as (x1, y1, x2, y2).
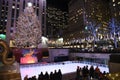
(110, 0, 120, 23)
(46, 5, 68, 39)
(0, 0, 46, 45)
(63, 0, 111, 47)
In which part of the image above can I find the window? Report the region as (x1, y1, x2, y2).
(42, 15, 44, 24)
(12, 6, 15, 9)
(37, 9, 39, 16)
(17, 4, 19, 8)
(7, 1, 8, 6)
(113, 4, 116, 6)
(37, 3, 39, 7)
(11, 19, 14, 27)
(113, 0, 115, 2)
(118, 2, 120, 4)
(16, 10, 19, 18)
(11, 9, 15, 17)
(6, 7, 8, 11)
(23, 0, 25, 9)
(3, 1, 5, 5)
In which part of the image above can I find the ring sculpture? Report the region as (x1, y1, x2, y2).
(0, 40, 15, 65)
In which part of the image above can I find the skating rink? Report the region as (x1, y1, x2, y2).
(20, 61, 109, 80)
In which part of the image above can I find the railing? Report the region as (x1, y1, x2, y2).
(20, 61, 108, 68)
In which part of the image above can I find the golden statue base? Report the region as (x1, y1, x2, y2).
(0, 62, 21, 80)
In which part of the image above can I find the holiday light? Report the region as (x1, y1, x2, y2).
(14, 4, 42, 48)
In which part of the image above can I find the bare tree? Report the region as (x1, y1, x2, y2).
(109, 18, 120, 48)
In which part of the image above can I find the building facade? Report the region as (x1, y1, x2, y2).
(63, 0, 111, 48)
(46, 6, 68, 39)
(0, 0, 46, 45)
(63, 0, 85, 41)
(46, 4, 68, 48)
(110, 0, 120, 24)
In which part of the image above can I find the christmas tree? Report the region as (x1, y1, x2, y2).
(14, 3, 42, 48)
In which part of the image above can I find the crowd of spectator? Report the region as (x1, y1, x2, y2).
(75, 65, 109, 80)
(24, 65, 109, 80)
(24, 69, 62, 80)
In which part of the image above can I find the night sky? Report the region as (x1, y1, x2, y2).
(47, 0, 70, 11)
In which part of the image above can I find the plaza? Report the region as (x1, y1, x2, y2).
(0, 0, 120, 80)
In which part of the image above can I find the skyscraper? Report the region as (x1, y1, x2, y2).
(63, 0, 111, 46)
(0, 0, 46, 45)
(46, 5, 68, 39)
(45, 2, 68, 47)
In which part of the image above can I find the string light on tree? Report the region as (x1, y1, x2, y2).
(14, 2, 42, 48)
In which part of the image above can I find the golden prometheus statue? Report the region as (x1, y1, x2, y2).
(0, 39, 15, 65)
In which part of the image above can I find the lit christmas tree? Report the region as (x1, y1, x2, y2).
(14, 3, 42, 48)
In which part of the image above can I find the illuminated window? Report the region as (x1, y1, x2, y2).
(113, 4, 116, 6)
(12, 6, 15, 9)
(113, 0, 115, 2)
(118, 2, 120, 4)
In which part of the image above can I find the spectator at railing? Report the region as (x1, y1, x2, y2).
(94, 66, 100, 79)
(82, 66, 86, 78)
(24, 75, 28, 80)
(75, 65, 109, 80)
(89, 65, 94, 78)
(38, 72, 44, 80)
(31, 76, 37, 80)
(85, 65, 89, 78)
(76, 66, 80, 80)
(44, 71, 49, 80)
(53, 70, 58, 80)
(58, 69, 62, 80)
(75, 66, 83, 80)
(50, 72, 54, 80)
